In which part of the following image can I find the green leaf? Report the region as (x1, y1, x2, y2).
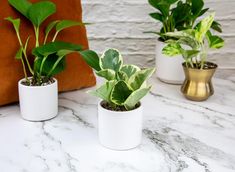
(148, 0, 170, 17)
(211, 21, 222, 33)
(129, 68, 155, 90)
(34, 53, 66, 77)
(88, 81, 116, 103)
(8, 0, 32, 18)
(27, 1, 56, 27)
(149, 12, 163, 22)
(116, 71, 129, 82)
(33, 41, 82, 57)
(15, 47, 23, 60)
(56, 20, 84, 32)
(206, 32, 224, 49)
(191, 0, 204, 16)
(100, 49, 123, 72)
(79, 50, 101, 71)
(162, 42, 182, 56)
(121, 65, 140, 78)
(110, 81, 132, 106)
(182, 49, 200, 60)
(196, 13, 215, 42)
(44, 20, 60, 43)
(124, 86, 151, 110)
(5, 17, 20, 33)
(198, 8, 209, 17)
(96, 69, 115, 81)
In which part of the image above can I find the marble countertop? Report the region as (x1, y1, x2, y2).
(0, 74, 235, 172)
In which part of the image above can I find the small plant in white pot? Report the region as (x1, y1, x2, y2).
(7, 0, 90, 121)
(147, 0, 222, 84)
(163, 13, 224, 101)
(82, 48, 155, 150)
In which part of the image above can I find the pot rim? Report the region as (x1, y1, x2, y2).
(98, 100, 142, 114)
(18, 77, 57, 88)
(182, 61, 218, 71)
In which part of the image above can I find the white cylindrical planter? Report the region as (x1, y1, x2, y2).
(98, 102, 143, 150)
(18, 78, 58, 122)
(156, 40, 184, 84)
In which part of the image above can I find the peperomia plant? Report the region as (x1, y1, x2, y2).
(147, 0, 222, 41)
(81, 49, 155, 111)
(6, 0, 88, 86)
(162, 13, 224, 69)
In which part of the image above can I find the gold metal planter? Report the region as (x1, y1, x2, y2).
(181, 62, 217, 101)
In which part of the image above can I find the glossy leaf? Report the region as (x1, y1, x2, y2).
(124, 86, 151, 110)
(33, 41, 82, 57)
(88, 81, 116, 103)
(56, 20, 84, 32)
(116, 71, 129, 82)
(129, 68, 155, 90)
(191, 0, 204, 16)
(149, 12, 163, 22)
(100, 49, 123, 72)
(79, 50, 101, 71)
(28, 1, 56, 27)
(206, 32, 224, 49)
(8, 0, 32, 18)
(96, 69, 115, 81)
(211, 21, 222, 33)
(110, 81, 132, 105)
(162, 42, 182, 56)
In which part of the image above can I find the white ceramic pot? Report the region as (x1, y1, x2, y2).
(156, 40, 185, 84)
(18, 78, 58, 122)
(98, 101, 143, 150)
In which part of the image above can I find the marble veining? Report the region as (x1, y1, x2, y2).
(0, 76, 235, 172)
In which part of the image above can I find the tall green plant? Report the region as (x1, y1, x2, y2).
(80, 49, 155, 111)
(162, 13, 224, 69)
(147, 0, 222, 41)
(6, 0, 89, 85)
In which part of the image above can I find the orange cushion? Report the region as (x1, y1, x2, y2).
(0, 0, 96, 106)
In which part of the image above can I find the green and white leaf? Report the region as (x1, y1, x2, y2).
(116, 71, 129, 82)
(110, 81, 133, 105)
(27, 1, 56, 27)
(196, 13, 215, 43)
(88, 81, 116, 103)
(206, 32, 224, 49)
(100, 49, 123, 72)
(162, 42, 182, 57)
(96, 69, 115, 81)
(129, 68, 155, 90)
(124, 86, 151, 110)
(121, 65, 141, 78)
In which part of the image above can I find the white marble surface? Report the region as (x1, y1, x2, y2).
(0, 75, 235, 172)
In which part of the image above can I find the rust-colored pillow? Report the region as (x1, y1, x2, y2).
(0, 0, 96, 106)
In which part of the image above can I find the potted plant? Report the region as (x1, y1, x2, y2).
(147, 0, 222, 84)
(7, 0, 90, 121)
(162, 13, 224, 101)
(81, 48, 155, 150)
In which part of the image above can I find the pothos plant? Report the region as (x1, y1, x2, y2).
(147, 0, 222, 41)
(6, 0, 88, 86)
(82, 49, 155, 111)
(162, 13, 224, 69)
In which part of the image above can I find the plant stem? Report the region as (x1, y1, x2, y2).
(52, 31, 59, 42)
(21, 58, 29, 83)
(39, 55, 48, 75)
(47, 56, 64, 77)
(34, 26, 40, 47)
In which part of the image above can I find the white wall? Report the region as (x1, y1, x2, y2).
(82, 0, 235, 68)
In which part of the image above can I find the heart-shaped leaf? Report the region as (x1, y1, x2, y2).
(56, 20, 85, 32)
(79, 50, 101, 71)
(100, 49, 123, 72)
(8, 0, 32, 18)
(27, 1, 56, 27)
